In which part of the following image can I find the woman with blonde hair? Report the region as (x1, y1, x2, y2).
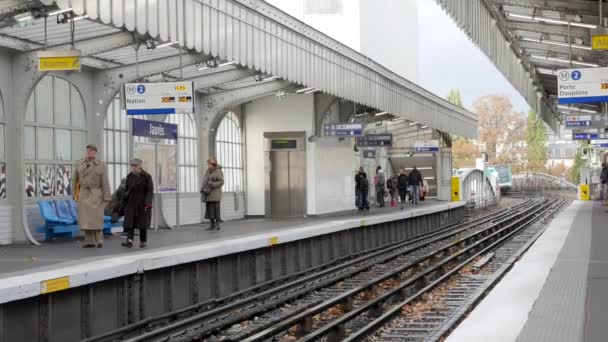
(200, 158, 224, 230)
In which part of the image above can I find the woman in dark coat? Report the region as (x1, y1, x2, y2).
(121, 159, 154, 248)
(201, 158, 224, 230)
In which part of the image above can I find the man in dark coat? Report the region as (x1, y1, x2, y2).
(397, 169, 409, 210)
(408, 166, 423, 205)
(121, 159, 154, 248)
(355, 167, 370, 210)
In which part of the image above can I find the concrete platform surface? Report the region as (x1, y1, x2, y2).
(0, 200, 463, 304)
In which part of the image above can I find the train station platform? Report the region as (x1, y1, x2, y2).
(0, 200, 464, 306)
(446, 200, 603, 342)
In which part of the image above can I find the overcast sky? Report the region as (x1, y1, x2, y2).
(266, 0, 531, 114)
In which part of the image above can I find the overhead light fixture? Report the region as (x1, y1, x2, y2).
(420, 125, 429, 129)
(354, 113, 368, 118)
(530, 54, 599, 67)
(408, 122, 419, 126)
(374, 111, 389, 116)
(48, 7, 72, 16)
(536, 68, 557, 76)
(218, 61, 236, 67)
(198, 66, 209, 71)
(70, 14, 89, 22)
(303, 89, 320, 94)
(14, 12, 33, 22)
(520, 36, 591, 51)
(156, 41, 178, 48)
(296, 87, 315, 94)
(506, 12, 598, 29)
(558, 105, 599, 114)
(262, 75, 281, 82)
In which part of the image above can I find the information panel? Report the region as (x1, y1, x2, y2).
(357, 134, 393, 147)
(324, 123, 363, 137)
(557, 67, 608, 104)
(125, 82, 194, 115)
(413, 140, 440, 153)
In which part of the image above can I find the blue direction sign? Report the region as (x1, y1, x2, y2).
(566, 121, 593, 127)
(132, 118, 178, 140)
(324, 123, 363, 137)
(573, 133, 599, 140)
(357, 134, 393, 147)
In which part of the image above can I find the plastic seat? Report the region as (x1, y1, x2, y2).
(38, 201, 76, 225)
(55, 199, 76, 221)
(37, 200, 79, 241)
(68, 200, 78, 219)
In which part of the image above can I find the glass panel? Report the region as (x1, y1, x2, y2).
(55, 165, 72, 196)
(120, 131, 128, 163)
(71, 131, 86, 161)
(24, 126, 36, 160)
(36, 127, 53, 160)
(35, 77, 54, 124)
(36, 164, 54, 197)
(71, 85, 86, 129)
(25, 164, 36, 197)
(55, 129, 71, 161)
(54, 78, 71, 126)
(25, 94, 35, 122)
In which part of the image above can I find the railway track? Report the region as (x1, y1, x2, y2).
(89, 198, 547, 342)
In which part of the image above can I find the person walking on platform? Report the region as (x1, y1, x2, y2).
(387, 176, 398, 207)
(376, 166, 386, 207)
(408, 166, 423, 206)
(355, 167, 370, 210)
(73, 144, 111, 248)
(601, 162, 608, 206)
(397, 169, 409, 210)
(201, 158, 225, 231)
(121, 159, 154, 248)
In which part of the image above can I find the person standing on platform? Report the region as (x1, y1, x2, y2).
(408, 166, 423, 206)
(376, 166, 386, 207)
(601, 162, 608, 205)
(387, 175, 398, 207)
(121, 159, 154, 248)
(355, 167, 370, 211)
(201, 158, 224, 231)
(397, 169, 409, 210)
(73, 144, 111, 248)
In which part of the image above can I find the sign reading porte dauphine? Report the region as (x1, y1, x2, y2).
(557, 67, 608, 104)
(125, 82, 194, 115)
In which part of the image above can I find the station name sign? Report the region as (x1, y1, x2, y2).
(356, 134, 393, 147)
(132, 118, 178, 140)
(125, 82, 194, 115)
(324, 123, 363, 137)
(557, 67, 608, 104)
(38, 50, 81, 71)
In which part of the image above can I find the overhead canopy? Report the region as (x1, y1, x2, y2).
(435, 0, 606, 132)
(32, 0, 478, 138)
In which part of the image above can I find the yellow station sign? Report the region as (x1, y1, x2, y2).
(38, 50, 81, 71)
(40, 276, 70, 294)
(451, 176, 460, 202)
(592, 34, 608, 50)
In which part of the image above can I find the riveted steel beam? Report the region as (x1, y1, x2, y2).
(508, 22, 589, 40)
(496, 0, 601, 17)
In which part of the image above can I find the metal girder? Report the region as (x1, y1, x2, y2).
(496, 0, 601, 17)
(48, 31, 134, 57)
(508, 21, 589, 40)
(518, 40, 602, 60)
(192, 68, 257, 91)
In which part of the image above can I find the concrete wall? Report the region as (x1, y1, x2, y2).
(244, 93, 358, 216)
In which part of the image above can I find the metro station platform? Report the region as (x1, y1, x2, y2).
(0, 200, 464, 306)
(446, 200, 604, 342)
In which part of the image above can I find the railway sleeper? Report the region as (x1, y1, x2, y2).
(295, 316, 314, 337)
(327, 324, 346, 342)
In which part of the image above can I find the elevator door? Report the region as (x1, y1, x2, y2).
(269, 151, 306, 218)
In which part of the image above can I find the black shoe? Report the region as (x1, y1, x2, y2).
(122, 240, 133, 248)
(96, 243, 103, 248)
(214, 225, 221, 231)
(140, 242, 146, 248)
(205, 225, 215, 231)
(81, 243, 95, 248)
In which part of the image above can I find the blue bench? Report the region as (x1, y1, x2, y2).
(37, 199, 121, 241)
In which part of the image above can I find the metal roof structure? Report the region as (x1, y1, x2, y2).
(435, 0, 607, 131)
(0, 0, 478, 138)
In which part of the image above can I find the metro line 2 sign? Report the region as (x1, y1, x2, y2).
(557, 67, 608, 104)
(125, 82, 194, 115)
(132, 119, 178, 140)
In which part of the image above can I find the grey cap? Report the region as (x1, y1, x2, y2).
(129, 158, 143, 166)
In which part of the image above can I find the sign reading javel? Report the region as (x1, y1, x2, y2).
(557, 67, 608, 104)
(38, 50, 81, 71)
(125, 82, 194, 115)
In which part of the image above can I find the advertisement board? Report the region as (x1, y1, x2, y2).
(125, 82, 194, 115)
(557, 67, 608, 104)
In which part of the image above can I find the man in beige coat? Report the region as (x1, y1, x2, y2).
(73, 145, 111, 248)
